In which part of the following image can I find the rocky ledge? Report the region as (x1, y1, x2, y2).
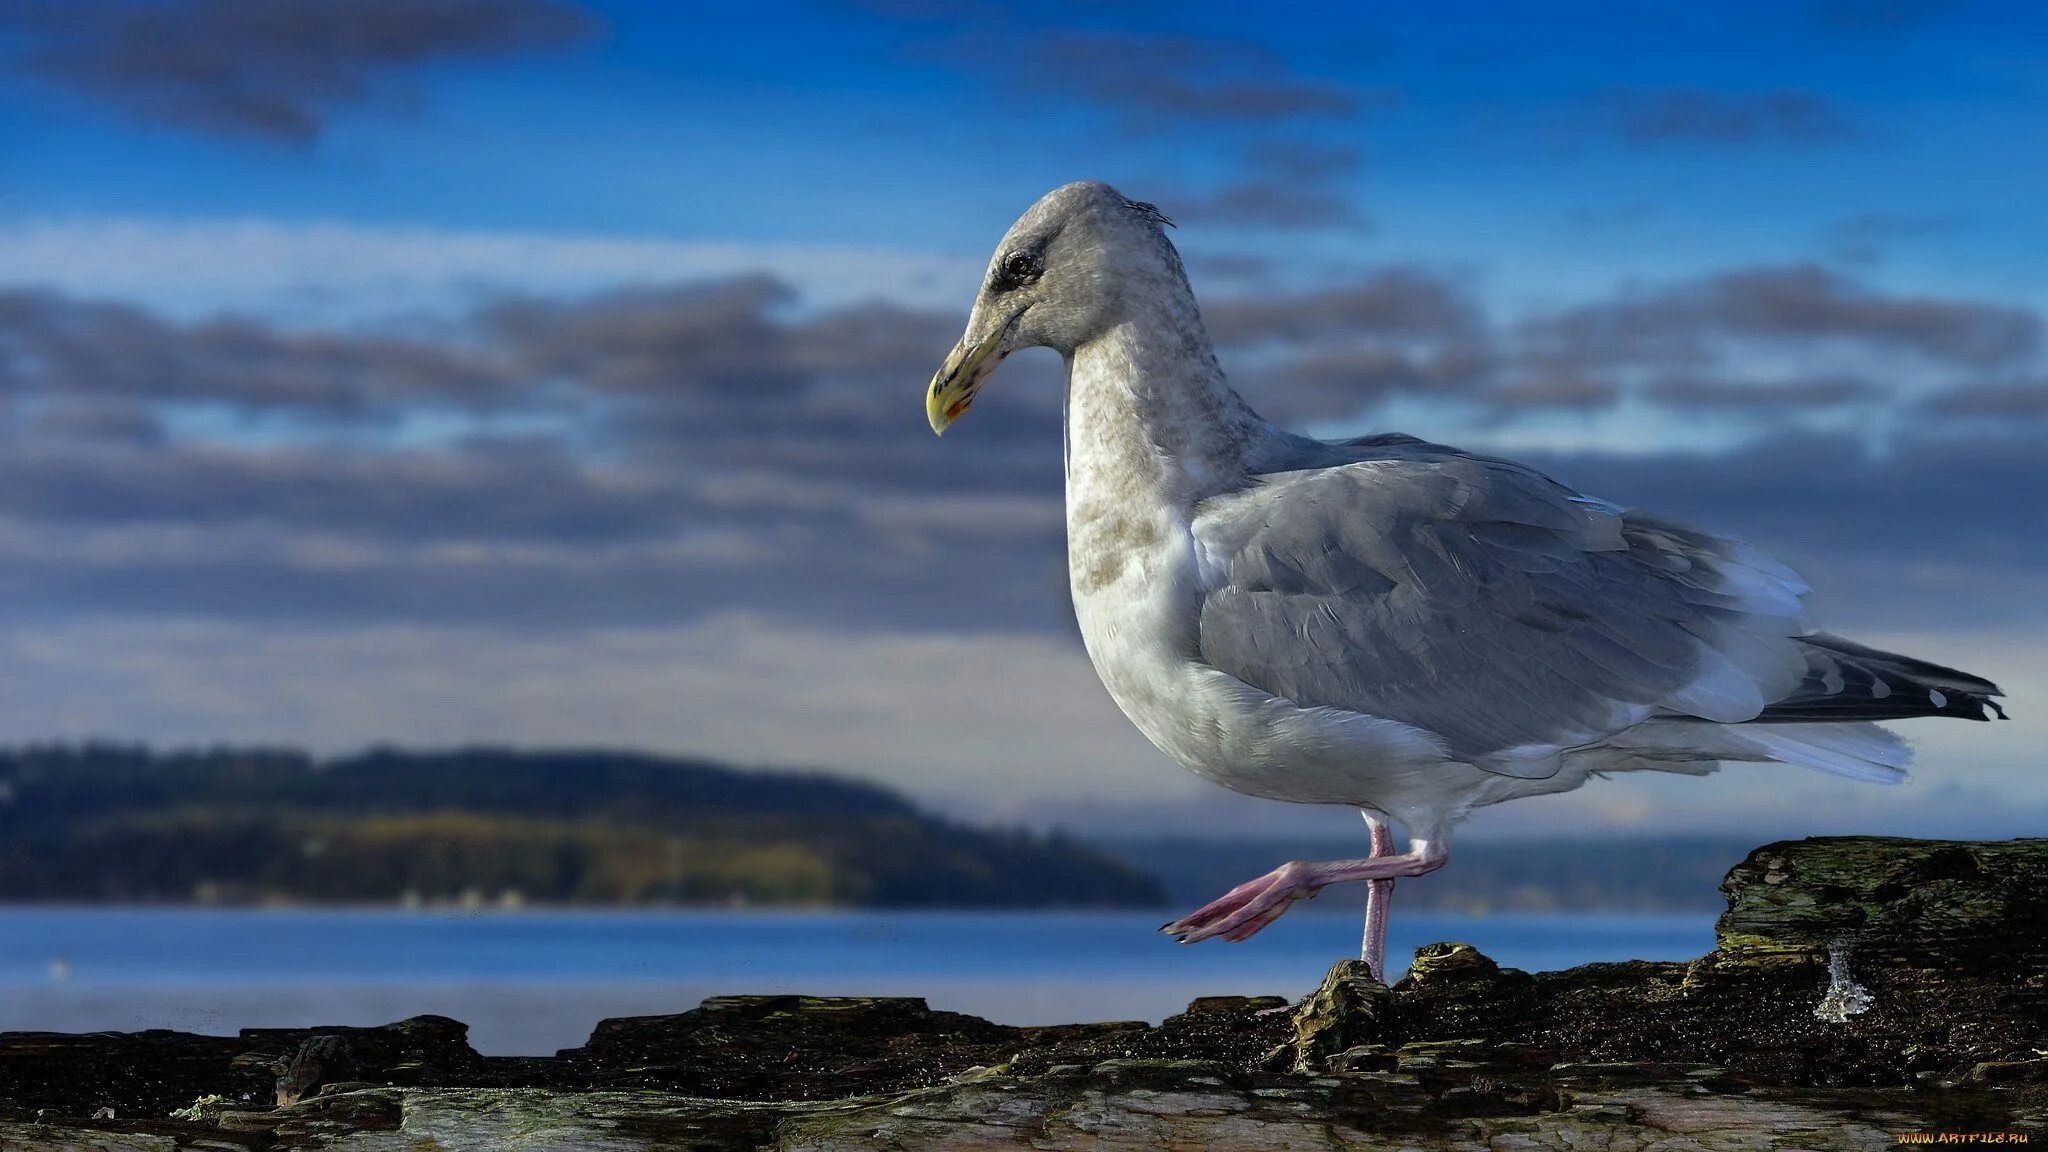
(4, 836, 2045, 1151)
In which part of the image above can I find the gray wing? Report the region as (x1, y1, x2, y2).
(1191, 441, 1816, 778)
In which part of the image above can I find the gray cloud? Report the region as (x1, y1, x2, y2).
(1008, 32, 1365, 127)
(0, 281, 1070, 634)
(0, 291, 507, 415)
(488, 277, 816, 399)
(1529, 264, 2041, 370)
(853, 11, 1381, 236)
(1242, 344, 1493, 425)
(1201, 272, 1492, 421)
(1483, 375, 1621, 411)
(1153, 137, 1370, 233)
(1182, 253, 1278, 285)
(866, 4, 1384, 133)
(2, 257, 2041, 641)
(1522, 429, 2048, 628)
(1922, 380, 2048, 419)
(1644, 375, 1887, 411)
(7, 396, 167, 447)
(0, 439, 680, 543)
(1166, 182, 1369, 231)
(1246, 140, 1367, 183)
(1822, 212, 1962, 266)
(0, 0, 599, 142)
(1204, 270, 1485, 348)
(1596, 88, 1857, 146)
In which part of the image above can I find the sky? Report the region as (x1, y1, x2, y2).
(0, 0, 2042, 843)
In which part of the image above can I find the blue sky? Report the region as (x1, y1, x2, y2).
(10, 1, 2046, 293)
(0, 0, 2041, 841)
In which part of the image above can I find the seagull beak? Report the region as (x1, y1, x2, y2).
(926, 323, 1009, 436)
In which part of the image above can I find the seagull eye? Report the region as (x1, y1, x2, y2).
(995, 251, 1042, 290)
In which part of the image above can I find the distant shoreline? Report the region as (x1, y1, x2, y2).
(3, 745, 1758, 913)
(0, 745, 1167, 909)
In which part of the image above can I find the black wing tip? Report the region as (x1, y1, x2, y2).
(1934, 688, 2008, 723)
(1802, 632, 2005, 697)
(1751, 688, 2009, 724)
(1777, 633, 2010, 723)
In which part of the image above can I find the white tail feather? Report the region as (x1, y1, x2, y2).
(1725, 722, 1911, 785)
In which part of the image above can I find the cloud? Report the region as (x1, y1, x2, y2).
(1182, 253, 1278, 285)
(1529, 264, 2041, 370)
(1246, 140, 1367, 182)
(0, 0, 600, 142)
(1822, 212, 1962, 266)
(0, 290, 507, 415)
(1483, 375, 1622, 411)
(1150, 134, 1371, 234)
(1921, 380, 2048, 419)
(864, 5, 1390, 144)
(2, 253, 2042, 648)
(481, 278, 967, 402)
(1166, 182, 1369, 231)
(1198, 272, 1492, 420)
(0, 282, 1070, 634)
(1204, 270, 1485, 348)
(1521, 430, 2048, 629)
(0, 259, 2042, 833)
(0, 217, 986, 325)
(1003, 31, 1367, 127)
(1643, 375, 1886, 411)
(1595, 88, 1857, 145)
(488, 277, 814, 398)
(1244, 345, 1492, 424)
(860, 11, 1383, 235)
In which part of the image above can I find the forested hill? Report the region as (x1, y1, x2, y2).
(0, 746, 1165, 908)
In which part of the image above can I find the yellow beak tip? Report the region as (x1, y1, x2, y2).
(927, 386, 970, 435)
(928, 327, 1003, 437)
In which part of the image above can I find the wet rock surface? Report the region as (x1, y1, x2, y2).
(3, 836, 2044, 1149)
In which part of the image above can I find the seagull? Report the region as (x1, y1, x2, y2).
(924, 181, 2008, 981)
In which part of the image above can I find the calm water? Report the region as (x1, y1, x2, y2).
(0, 907, 1714, 1054)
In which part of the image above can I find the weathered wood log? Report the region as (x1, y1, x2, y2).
(2, 836, 2043, 1150)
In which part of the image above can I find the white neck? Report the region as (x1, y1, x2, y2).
(1063, 312, 1270, 515)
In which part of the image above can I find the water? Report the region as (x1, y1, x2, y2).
(0, 906, 1715, 1054)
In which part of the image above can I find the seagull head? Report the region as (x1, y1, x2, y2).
(927, 181, 1180, 435)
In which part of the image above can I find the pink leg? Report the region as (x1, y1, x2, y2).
(1161, 833, 1447, 946)
(1361, 812, 1396, 981)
